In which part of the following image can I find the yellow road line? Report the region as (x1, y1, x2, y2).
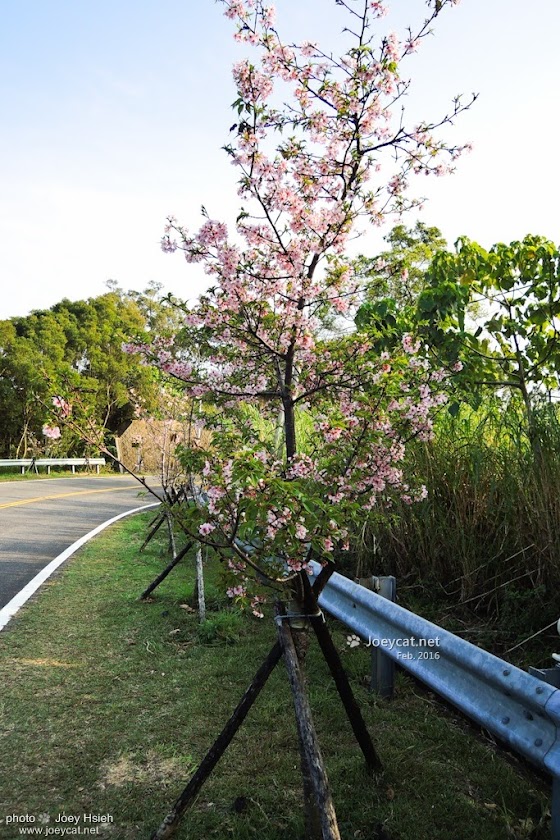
(0, 485, 140, 511)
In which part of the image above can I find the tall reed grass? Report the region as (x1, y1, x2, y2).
(351, 398, 560, 634)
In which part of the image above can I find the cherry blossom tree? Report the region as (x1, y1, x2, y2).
(47, 3, 473, 835)
(47, 0, 473, 611)
(126, 0, 473, 609)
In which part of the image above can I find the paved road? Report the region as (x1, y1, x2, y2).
(0, 475, 159, 609)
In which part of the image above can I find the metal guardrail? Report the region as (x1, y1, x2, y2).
(310, 560, 560, 836)
(0, 458, 106, 474)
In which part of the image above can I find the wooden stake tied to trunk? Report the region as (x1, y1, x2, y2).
(275, 603, 341, 840)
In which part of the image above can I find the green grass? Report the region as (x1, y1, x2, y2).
(0, 513, 551, 839)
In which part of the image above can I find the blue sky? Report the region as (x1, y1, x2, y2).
(1, 0, 559, 319)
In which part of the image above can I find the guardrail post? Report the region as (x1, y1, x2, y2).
(552, 777, 560, 840)
(359, 575, 396, 699)
(529, 665, 560, 689)
(530, 666, 560, 838)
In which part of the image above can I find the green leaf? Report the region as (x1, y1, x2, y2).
(418, 293, 435, 313)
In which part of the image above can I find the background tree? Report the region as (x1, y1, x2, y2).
(0, 288, 175, 457)
(356, 231, 560, 430)
(354, 220, 450, 359)
(356, 220, 447, 307)
(0, 319, 53, 456)
(413, 235, 560, 436)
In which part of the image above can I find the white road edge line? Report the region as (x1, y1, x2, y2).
(0, 502, 161, 633)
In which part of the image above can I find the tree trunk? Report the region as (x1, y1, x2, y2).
(283, 395, 297, 461)
(16, 419, 29, 459)
(274, 405, 285, 457)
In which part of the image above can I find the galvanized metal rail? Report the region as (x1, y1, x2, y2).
(0, 457, 106, 474)
(310, 560, 560, 837)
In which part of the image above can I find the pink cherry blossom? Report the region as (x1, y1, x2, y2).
(199, 522, 216, 536)
(42, 424, 61, 440)
(52, 396, 71, 417)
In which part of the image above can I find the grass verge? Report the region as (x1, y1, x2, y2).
(0, 469, 116, 482)
(0, 513, 551, 839)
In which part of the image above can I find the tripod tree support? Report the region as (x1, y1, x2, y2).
(149, 566, 382, 839)
(139, 541, 194, 600)
(149, 640, 284, 840)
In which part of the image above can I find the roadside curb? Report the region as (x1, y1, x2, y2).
(0, 502, 160, 632)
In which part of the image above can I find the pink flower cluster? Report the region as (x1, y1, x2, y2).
(233, 60, 274, 103)
(42, 424, 61, 440)
(227, 584, 247, 598)
(52, 396, 71, 417)
(199, 522, 216, 536)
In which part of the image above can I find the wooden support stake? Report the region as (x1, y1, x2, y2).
(150, 640, 283, 840)
(195, 544, 206, 622)
(166, 513, 177, 559)
(301, 572, 383, 774)
(276, 607, 341, 840)
(139, 513, 166, 553)
(311, 562, 335, 598)
(147, 510, 163, 528)
(139, 541, 193, 600)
